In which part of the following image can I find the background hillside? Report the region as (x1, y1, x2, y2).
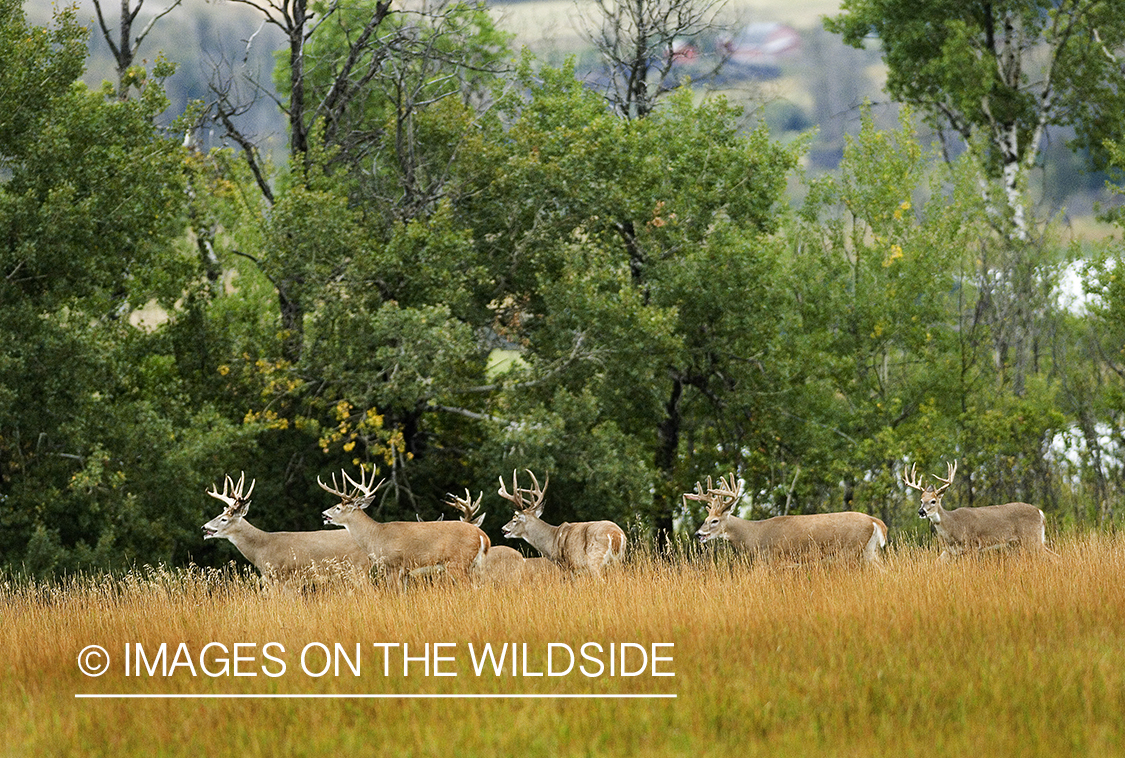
(33, 0, 1110, 223)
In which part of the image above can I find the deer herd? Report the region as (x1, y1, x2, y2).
(202, 460, 1056, 587)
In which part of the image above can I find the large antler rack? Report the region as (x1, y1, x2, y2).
(903, 460, 957, 495)
(683, 473, 742, 515)
(497, 469, 548, 514)
(207, 471, 255, 508)
(707, 473, 742, 514)
(932, 460, 957, 496)
(445, 488, 484, 524)
(317, 466, 384, 506)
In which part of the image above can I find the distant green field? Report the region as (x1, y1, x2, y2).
(491, 0, 844, 52)
(7, 533, 1124, 756)
(487, 348, 526, 377)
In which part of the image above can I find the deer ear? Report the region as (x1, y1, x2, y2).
(471, 513, 486, 527)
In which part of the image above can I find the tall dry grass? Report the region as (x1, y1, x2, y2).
(3, 533, 1124, 757)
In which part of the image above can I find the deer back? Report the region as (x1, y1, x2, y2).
(522, 555, 564, 580)
(727, 511, 886, 561)
(348, 516, 490, 574)
(935, 501, 1046, 550)
(243, 528, 375, 577)
(551, 520, 627, 573)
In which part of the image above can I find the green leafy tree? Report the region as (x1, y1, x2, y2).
(190, 0, 515, 521)
(786, 107, 1070, 530)
(460, 64, 798, 543)
(826, 0, 1125, 240)
(1070, 143, 1125, 524)
(0, 2, 249, 574)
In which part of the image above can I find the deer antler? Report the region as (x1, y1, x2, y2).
(683, 476, 714, 508)
(706, 473, 742, 514)
(445, 488, 483, 522)
(317, 471, 351, 500)
(902, 462, 927, 492)
(497, 471, 523, 509)
(683, 474, 742, 514)
(498, 469, 548, 513)
(521, 470, 548, 508)
(318, 467, 384, 504)
(208, 472, 255, 507)
(932, 460, 957, 496)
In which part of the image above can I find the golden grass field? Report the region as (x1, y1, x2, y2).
(4, 533, 1124, 757)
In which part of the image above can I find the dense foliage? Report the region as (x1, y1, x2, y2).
(2, 0, 1124, 574)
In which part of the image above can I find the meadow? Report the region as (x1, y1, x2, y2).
(3, 533, 1124, 757)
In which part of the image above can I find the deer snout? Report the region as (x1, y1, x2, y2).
(917, 505, 927, 519)
(202, 526, 216, 539)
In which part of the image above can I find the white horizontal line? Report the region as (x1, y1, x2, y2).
(76, 693, 676, 700)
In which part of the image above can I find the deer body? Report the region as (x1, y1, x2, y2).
(522, 555, 564, 579)
(202, 474, 373, 581)
(924, 501, 1046, 559)
(689, 474, 887, 564)
(207, 523, 374, 577)
(507, 515, 627, 575)
(319, 469, 490, 588)
(339, 517, 489, 583)
(905, 461, 1052, 560)
(499, 471, 626, 577)
(481, 545, 563, 582)
(435, 488, 561, 583)
(711, 511, 888, 563)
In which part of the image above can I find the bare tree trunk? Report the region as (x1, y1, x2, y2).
(580, 0, 730, 119)
(92, 0, 183, 99)
(653, 376, 683, 552)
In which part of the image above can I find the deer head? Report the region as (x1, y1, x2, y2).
(202, 472, 256, 539)
(499, 469, 548, 540)
(686, 473, 742, 543)
(318, 467, 385, 526)
(903, 460, 956, 522)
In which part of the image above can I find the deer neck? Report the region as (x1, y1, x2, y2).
(518, 516, 561, 560)
(722, 514, 763, 549)
(927, 502, 959, 539)
(223, 520, 271, 566)
(338, 508, 382, 542)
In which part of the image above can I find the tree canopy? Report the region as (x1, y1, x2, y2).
(825, 0, 1125, 237)
(3, 0, 1125, 575)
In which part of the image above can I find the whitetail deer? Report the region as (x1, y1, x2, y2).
(903, 460, 1054, 560)
(498, 470, 626, 577)
(318, 468, 490, 589)
(202, 472, 373, 581)
(688, 474, 887, 564)
(444, 489, 561, 583)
